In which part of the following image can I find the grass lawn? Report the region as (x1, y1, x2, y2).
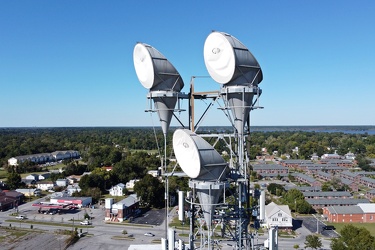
(330, 222, 375, 237)
(0, 168, 7, 180)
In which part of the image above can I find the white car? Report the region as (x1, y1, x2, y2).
(80, 220, 91, 225)
(144, 232, 155, 237)
(16, 215, 27, 220)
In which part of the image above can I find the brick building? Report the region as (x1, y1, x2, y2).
(323, 203, 375, 223)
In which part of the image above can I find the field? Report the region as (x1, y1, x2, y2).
(0, 168, 8, 181)
(330, 222, 375, 237)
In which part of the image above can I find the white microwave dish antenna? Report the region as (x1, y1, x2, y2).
(133, 43, 185, 135)
(203, 31, 263, 86)
(173, 129, 227, 180)
(133, 43, 184, 92)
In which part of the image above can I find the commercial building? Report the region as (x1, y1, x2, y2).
(105, 194, 139, 222)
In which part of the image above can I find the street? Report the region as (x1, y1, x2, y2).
(0, 198, 335, 250)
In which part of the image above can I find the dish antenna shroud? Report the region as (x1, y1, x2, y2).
(133, 42, 185, 135)
(203, 31, 263, 86)
(173, 129, 228, 225)
(204, 31, 263, 136)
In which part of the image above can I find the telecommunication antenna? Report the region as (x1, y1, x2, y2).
(173, 129, 228, 249)
(203, 31, 263, 249)
(133, 31, 264, 250)
(133, 43, 187, 240)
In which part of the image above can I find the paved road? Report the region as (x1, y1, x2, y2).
(1, 200, 335, 250)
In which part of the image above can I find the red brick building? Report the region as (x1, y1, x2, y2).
(323, 203, 375, 223)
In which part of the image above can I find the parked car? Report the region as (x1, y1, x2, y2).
(144, 232, 155, 237)
(80, 220, 91, 225)
(322, 225, 335, 230)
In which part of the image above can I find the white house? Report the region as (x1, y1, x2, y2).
(38, 173, 51, 180)
(66, 184, 81, 196)
(66, 176, 78, 184)
(264, 202, 293, 230)
(8, 157, 18, 166)
(25, 174, 39, 181)
(37, 181, 55, 191)
(126, 179, 139, 190)
(56, 179, 68, 187)
(15, 188, 41, 197)
(147, 170, 159, 178)
(109, 183, 126, 196)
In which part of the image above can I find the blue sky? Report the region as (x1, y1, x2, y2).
(1, 1, 374, 127)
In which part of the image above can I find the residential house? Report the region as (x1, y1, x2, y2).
(0, 191, 22, 211)
(303, 191, 351, 199)
(284, 186, 321, 192)
(292, 173, 321, 187)
(109, 183, 126, 196)
(67, 175, 83, 183)
(361, 177, 375, 188)
(339, 177, 359, 192)
(147, 170, 159, 178)
(253, 164, 289, 179)
(307, 165, 345, 174)
(56, 179, 68, 187)
(7, 150, 79, 166)
(319, 159, 354, 168)
(8, 153, 53, 166)
(320, 153, 342, 160)
(365, 189, 375, 201)
(37, 181, 55, 191)
(15, 188, 40, 197)
(279, 160, 314, 170)
(21, 179, 36, 187)
(25, 174, 39, 181)
(102, 166, 113, 172)
(51, 150, 80, 161)
(307, 198, 370, 209)
(38, 173, 51, 180)
(264, 202, 293, 230)
(66, 184, 81, 196)
(126, 179, 139, 190)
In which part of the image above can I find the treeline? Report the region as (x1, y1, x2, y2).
(248, 130, 375, 160)
(2, 127, 375, 168)
(0, 127, 167, 168)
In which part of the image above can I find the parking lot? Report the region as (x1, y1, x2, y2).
(130, 208, 166, 226)
(297, 216, 340, 238)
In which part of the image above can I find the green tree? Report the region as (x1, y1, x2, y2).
(6, 172, 22, 190)
(283, 188, 304, 202)
(296, 199, 313, 214)
(330, 238, 347, 250)
(321, 182, 333, 191)
(134, 174, 165, 208)
(304, 234, 322, 249)
(267, 183, 284, 195)
(331, 224, 375, 250)
(356, 154, 372, 171)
